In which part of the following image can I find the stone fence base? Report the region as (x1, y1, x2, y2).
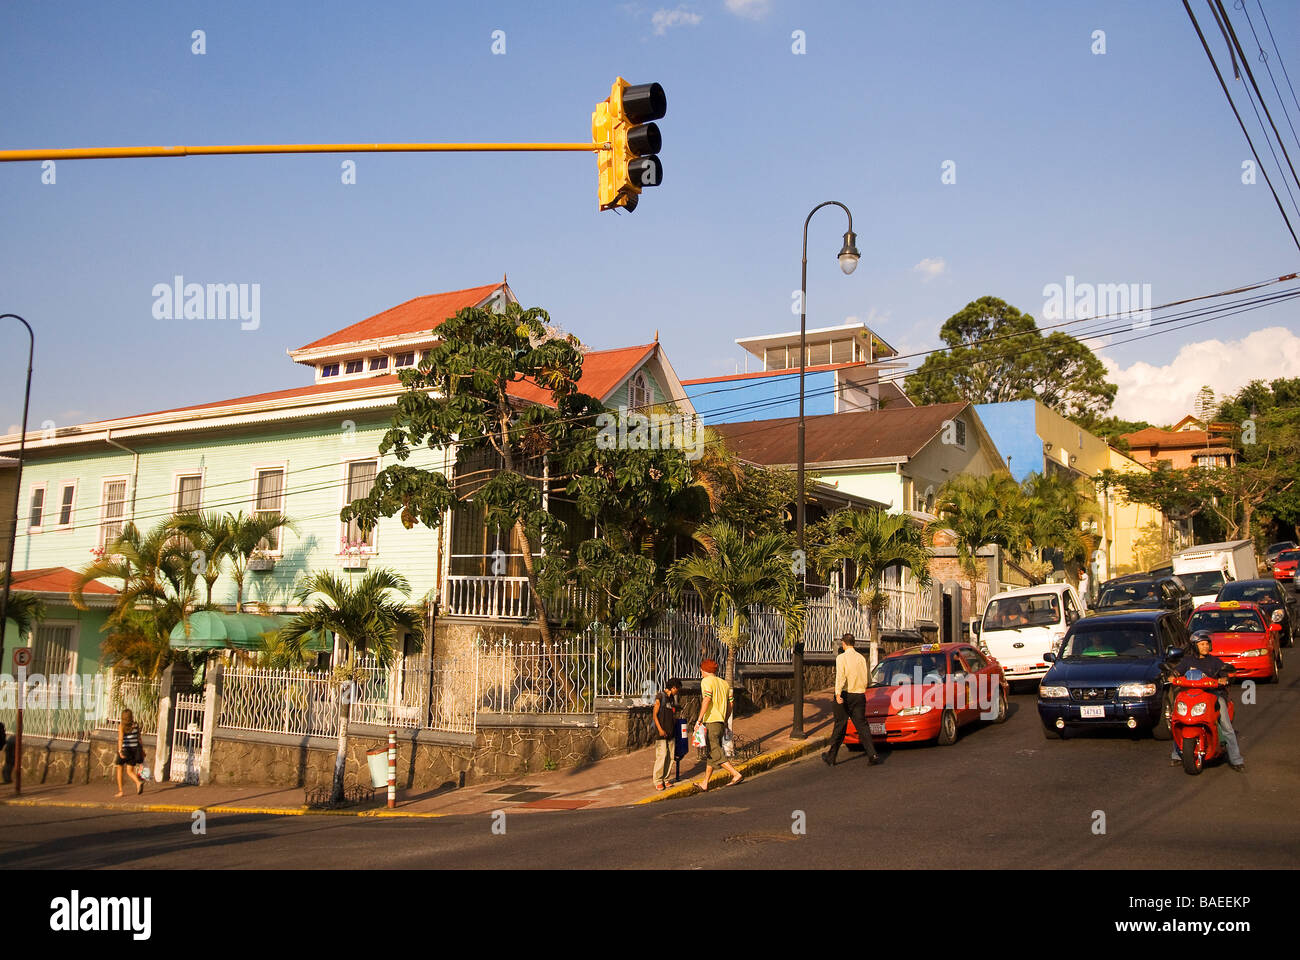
(6, 733, 158, 786)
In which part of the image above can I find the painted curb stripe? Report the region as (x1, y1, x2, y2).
(0, 798, 446, 819)
(633, 735, 831, 805)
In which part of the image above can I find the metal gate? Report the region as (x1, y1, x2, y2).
(170, 693, 208, 784)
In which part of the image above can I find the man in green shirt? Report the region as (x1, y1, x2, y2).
(695, 659, 743, 790)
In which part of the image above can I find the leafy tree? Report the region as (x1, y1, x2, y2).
(278, 568, 422, 804)
(1021, 472, 1100, 585)
(1216, 378, 1300, 541)
(666, 520, 805, 685)
(1095, 465, 1205, 542)
(812, 508, 931, 666)
(905, 296, 1117, 419)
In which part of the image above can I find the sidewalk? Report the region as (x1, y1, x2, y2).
(0, 689, 837, 819)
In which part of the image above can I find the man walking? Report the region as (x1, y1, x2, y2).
(824, 633, 883, 767)
(651, 677, 682, 791)
(694, 659, 743, 790)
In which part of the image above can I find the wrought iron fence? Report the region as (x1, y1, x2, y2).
(0, 673, 158, 742)
(95, 676, 161, 734)
(219, 666, 339, 738)
(594, 626, 726, 698)
(475, 636, 595, 714)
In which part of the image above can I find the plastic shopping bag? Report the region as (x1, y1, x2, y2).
(691, 723, 707, 748)
(721, 726, 734, 758)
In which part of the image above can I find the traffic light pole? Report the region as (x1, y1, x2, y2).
(0, 142, 607, 163)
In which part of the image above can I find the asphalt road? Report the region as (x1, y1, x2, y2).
(3, 675, 1298, 870)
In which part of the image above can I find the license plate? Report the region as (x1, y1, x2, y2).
(869, 723, 886, 736)
(1080, 705, 1105, 719)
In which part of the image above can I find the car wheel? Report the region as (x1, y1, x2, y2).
(1152, 692, 1174, 741)
(992, 688, 1009, 724)
(1181, 736, 1203, 776)
(936, 709, 958, 745)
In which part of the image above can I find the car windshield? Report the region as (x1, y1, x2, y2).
(983, 593, 1060, 629)
(1278, 550, 1300, 563)
(1268, 542, 1296, 556)
(1189, 609, 1266, 633)
(871, 653, 949, 686)
(1097, 581, 1162, 607)
(1061, 627, 1159, 659)
(1179, 570, 1226, 595)
(1218, 583, 1276, 604)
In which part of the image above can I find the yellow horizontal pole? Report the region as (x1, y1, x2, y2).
(0, 142, 609, 162)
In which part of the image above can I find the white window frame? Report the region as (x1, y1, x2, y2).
(27, 482, 47, 532)
(394, 351, 416, 369)
(31, 620, 80, 675)
(343, 358, 366, 377)
(251, 463, 289, 556)
(340, 457, 380, 554)
(369, 356, 389, 372)
(98, 476, 130, 550)
(173, 471, 204, 515)
(54, 480, 78, 530)
(627, 371, 652, 412)
(320, 363, 340, 378)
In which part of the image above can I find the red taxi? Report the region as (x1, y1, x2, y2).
(1187, 601, 1283, 682)
(845, 642, 1009, 747)
(1271, 548, 1300, 580)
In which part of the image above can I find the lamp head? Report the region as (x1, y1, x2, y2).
(838, 231, 860, 275)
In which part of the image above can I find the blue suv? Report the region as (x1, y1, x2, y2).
(1037, 609, 1188, 740)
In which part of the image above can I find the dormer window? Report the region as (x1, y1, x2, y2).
(395, 352, 416, 368)
(345, 359, 364, 375)
(369, 356, 389, 372)
(321, 363, 340, 378)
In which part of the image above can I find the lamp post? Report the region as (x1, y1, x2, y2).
(791, 203, 859, 740)
(0, 314, 34, 672)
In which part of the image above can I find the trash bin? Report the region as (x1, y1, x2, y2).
(366, 747, 389, 788)
(675, 720, 690, 760)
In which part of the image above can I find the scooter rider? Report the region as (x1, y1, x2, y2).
(1169, 629, 1245, 772)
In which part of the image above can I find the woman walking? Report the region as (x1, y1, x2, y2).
(115, 708, 145, 797)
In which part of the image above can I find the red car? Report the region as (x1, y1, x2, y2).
(845, 642, 1010, 747)
(1187, 601, 1283, 682)
(1271, 549, 1300, 580)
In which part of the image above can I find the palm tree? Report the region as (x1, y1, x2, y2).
(813, 508, 932, 668)
(71, 519, 201, 677)
(222, 511, 296, 612)
(1021, 472, 1101, 586)
(934, 472, 1029, 617)
(167, 511, 237, 607)
(278, 568, 423, 803)
(4, 592, 47, 642)
(666, 520, 805, 686)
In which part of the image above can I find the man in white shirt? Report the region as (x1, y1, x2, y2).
(823, 634, 883, 768)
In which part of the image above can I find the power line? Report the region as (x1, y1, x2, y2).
(1239, 0, 1300, 159)
(1256, 0, 1300, 137)
(1184, 0, 1300, 253)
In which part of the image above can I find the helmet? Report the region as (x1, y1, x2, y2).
(1191, 629, 1214, 648)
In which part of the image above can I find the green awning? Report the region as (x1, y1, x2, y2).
(168, 612, 329, 652)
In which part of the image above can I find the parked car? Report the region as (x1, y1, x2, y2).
(844, 642, 1009, 748)
(1037, 609, 1189, 741)
(1187, 601, 1283, 683)
(1266, 540, 1297, 567)
(974, 583, 1084, 684)
(1093, 573, 1194, 622)
(1216, 578, 1295, 648)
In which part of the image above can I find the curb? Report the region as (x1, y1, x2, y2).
(633, 734, 831, 805)
(0, 798, 447, 819)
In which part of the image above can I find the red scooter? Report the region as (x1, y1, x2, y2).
(1170, 667, 1235, 775)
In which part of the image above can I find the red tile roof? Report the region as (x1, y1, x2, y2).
(712, 402, 971, 465)
(1122, 427, 1214, 449)
(295, 282, 505, 351)
(10, 567, 117, 596)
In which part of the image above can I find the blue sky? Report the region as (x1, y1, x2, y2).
(3, 0, 1299, 431)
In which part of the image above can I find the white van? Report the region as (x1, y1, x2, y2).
(975, 583, 1084, 682)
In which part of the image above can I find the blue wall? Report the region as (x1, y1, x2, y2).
(685, 370, 838, 424)
(974, 401, 1041, 482)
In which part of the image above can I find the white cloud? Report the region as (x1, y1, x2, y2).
(1103, 326, 1300, 425)
(652, 6, 702, 34)
(725, 0, 772, 19)
(912, 257, 948, 282)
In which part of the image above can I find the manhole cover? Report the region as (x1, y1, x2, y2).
(657, 806, 746, 820)
(724, 832, 798, 844)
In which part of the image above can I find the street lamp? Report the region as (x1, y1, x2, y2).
(0, 314, 34, 672)
(792, 202, 859, 741)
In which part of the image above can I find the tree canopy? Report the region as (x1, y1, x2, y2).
(905, 296, 1117, 420)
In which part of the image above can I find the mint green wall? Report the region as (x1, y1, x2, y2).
(605, 369, 666, 411)
(12, 413, 450, 623)
(3, 606, 109, 675)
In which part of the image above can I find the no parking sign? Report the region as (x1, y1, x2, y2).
(12, 647, 31, 670)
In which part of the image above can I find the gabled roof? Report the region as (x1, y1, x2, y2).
(711, 402, 971, 466)
(292, 281, 507, 353)
(509, 343, 658, 406)
(1121, 426, 1215, 449)
(9, 566, 116, 597)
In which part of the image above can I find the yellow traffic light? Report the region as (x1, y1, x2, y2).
(592, 78, 666, 212)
